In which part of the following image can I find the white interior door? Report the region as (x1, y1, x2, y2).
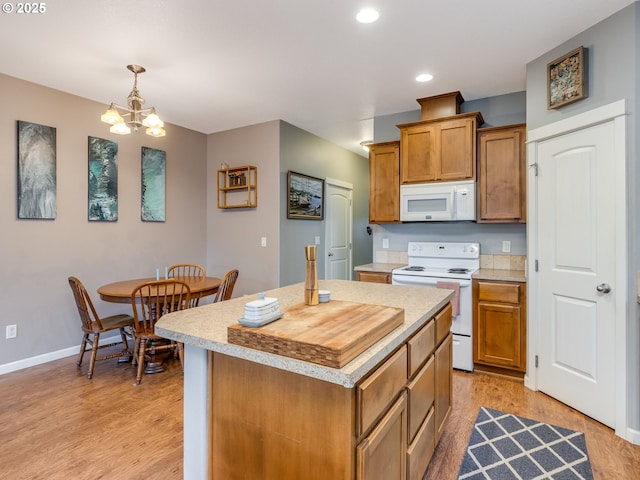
(534, 119, 618, 428)
(324, 179, 353, 280)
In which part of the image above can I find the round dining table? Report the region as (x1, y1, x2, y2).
(97, 275, 222, 375)
(98, 276, 222, 304)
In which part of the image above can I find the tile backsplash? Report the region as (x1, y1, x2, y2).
(480, 254, 526, 271)
(374, 250, 526, 271)
(374, 250, 408, 264)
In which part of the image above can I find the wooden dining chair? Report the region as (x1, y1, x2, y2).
(68, 276, 134, 379)
(130, 279, 191, 386)
(168, 263, 205, 278)
(168, 263, 205, 306)
(213, 269, 239, 303)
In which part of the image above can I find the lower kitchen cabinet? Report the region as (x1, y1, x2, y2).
(357, 393, 407, 480)
(210, 302, 453, 480)
(434, 334, 452, 441)
(473, 279, 527, 374)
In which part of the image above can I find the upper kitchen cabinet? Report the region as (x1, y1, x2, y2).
(398, 113, 484, 184)
(477, 124, 526, 223)
(369, 141, 400, 224)
(398, 91, 483, 184)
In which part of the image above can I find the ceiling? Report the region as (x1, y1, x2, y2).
(0, 0, 634, 156)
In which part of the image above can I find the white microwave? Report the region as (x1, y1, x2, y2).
(400, 181, 476, 222)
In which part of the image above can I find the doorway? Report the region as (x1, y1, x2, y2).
(527, 100, 628, 437)
(324, 178, 353, 280)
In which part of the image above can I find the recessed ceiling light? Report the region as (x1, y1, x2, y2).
(416, 73, 434, 82)
(360, 140, 373, 152)
(356, 8, 379, 24)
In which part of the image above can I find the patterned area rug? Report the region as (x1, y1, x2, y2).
(458, 407, 594, 480)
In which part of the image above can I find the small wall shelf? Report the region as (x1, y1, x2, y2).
(217, 166, 257, 209)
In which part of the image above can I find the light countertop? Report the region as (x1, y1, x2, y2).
(472, 268, 527, 283)
(156, 279, 452, 387)
(354, 262, 406, 273)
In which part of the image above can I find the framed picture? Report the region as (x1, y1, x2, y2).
(547, 46, 587, 109)
(88, 136, 118, 221)
(141, 147, 166, 222)
(287, 171, 324, 220)
(17, 120, 57, 219)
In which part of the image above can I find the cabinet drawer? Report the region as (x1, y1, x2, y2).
(477, 282, 520, 303)
(407, 407, 435, 480)
(435, 303, 452, 346)
(408, 319, 435, 378)
(407, 355, 435, 443)
(358, 272, 391, 284)
(357, 346, 408, 437)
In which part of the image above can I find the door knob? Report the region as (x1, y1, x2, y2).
(596, 283, 612, 294)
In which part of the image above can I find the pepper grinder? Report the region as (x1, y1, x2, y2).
(304, 245, 319, 305)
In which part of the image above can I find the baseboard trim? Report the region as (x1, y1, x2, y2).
(0, 334, 122, 376)
(625, 427, 640, 446)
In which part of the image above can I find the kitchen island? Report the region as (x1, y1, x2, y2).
(156, 279, 454, 480)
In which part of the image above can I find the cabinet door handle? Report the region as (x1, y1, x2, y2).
(596, 283, 612, 294)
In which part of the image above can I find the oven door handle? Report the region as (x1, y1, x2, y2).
(392, 276, 471, 288)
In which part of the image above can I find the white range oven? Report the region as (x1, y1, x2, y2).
(391, 241, 479, 372)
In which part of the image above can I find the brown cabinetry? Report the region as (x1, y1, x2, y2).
(433, 303, 453, 441)
(473, 280, 527, 374)
(368, 141, 400, 223)
(398, 112, 483, 184)
(210, 303, 453, 480)
(477, 124, 526, 223)
(357, 393, 407, 480)
(357, 271, 391, 284)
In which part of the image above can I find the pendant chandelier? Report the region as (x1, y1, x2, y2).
(100, 64, 166, 137)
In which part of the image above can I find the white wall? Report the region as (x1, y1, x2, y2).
(0, 73, 208, 367)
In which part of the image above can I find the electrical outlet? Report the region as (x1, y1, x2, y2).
(6, 324, 17, 339)
(502, 240, 511, 253)
(382, 238, 389, 249)
(260, 237, 267, 247)
(315, 236, 320, 245)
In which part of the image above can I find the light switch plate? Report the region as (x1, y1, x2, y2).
(502, 240, 511, 253)
(6, 325, 17, 339)
(261, 237, 267, 247)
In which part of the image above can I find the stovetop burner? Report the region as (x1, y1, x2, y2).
(448, 268, 470, 274)
(404, 266, 425, 271)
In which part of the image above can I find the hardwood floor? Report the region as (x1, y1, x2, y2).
(0, 352, 185, 480)
(425, 371, 640, 480)
(1, 354, 639, 479)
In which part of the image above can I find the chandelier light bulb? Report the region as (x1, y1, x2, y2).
(146, 126, 166, 138)
(143, 110, 164, 128)
(101, 105, 124, 125)
(110, 122, 131, 135)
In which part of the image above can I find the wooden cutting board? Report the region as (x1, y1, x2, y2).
(227, 300, 405, 368)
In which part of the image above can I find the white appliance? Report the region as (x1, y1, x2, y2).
(391, 241, 479, 372)
(400, 180, 475, 222)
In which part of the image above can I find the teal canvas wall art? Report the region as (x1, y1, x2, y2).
(88, 137, 118, 221)
(141, 147, 166, 222)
